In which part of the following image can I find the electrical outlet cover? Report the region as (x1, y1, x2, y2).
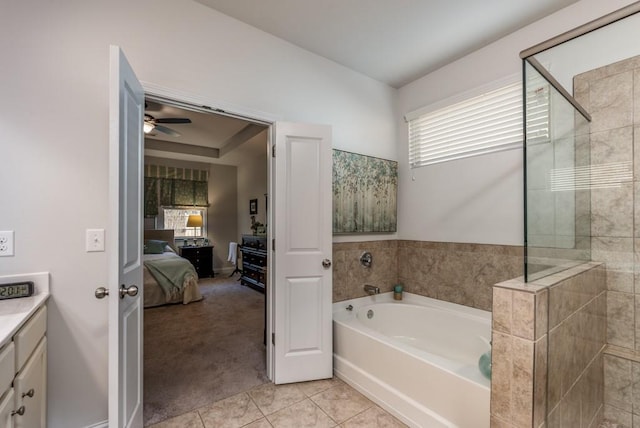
(0, 231, 15, 256)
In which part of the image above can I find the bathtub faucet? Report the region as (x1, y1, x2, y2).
(364, 284, 380, 295)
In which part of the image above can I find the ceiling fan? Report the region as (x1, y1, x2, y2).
(143, 113, 192, 137)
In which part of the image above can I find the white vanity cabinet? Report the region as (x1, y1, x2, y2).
(0, 305, 47, 428)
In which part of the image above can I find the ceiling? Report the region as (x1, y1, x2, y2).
(144, 99, 268, 166)
(148, 0, 581, 162)
(195, 0, 581, 88)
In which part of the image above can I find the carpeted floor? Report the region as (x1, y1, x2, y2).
(143, 276, 268, 426)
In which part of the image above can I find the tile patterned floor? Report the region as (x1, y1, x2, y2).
(146, 377, 407, 428)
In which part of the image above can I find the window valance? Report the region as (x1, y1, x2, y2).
(144, 164, 209, 216)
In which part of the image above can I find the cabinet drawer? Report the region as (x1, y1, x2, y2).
(0, 388, 14, 428)
(14, 306, 46, 373)
(0, 342, 15, 396)
(14, 337, 46, 428)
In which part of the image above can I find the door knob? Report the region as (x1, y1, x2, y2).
(120, 284, 139, 299)
(95, 287, 109, 299)
(322, 259, 332, 268)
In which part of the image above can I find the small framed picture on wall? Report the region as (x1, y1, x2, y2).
(249, 198, 258, 215)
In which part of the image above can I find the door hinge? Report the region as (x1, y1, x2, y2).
(272, 145, 276, 157)
(272, 332, 275, 345)
(272, 239, 275, 251)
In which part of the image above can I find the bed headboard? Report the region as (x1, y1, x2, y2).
(144, 229, 177, 252)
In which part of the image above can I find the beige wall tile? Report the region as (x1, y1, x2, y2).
(491, 331, 513, 421)
(548, 326, 563, 411)
(581, 353, 604, 427)
(333, 240, 398, 302)
(512, 337, 535, 427)
(591, 185, 634, 240)
(493, 287, 512, 334)
(604, 403, 632, 428)
(533, 336, 548, 428)
(604, 354, 633, 413)
(635, 126, 640, 183)
(590, 127, 633, 167)
(631, 361, 640, 417)
(589, 70, 633, 133)
(558, 381, 582, 427)
(587, 405, 604, 428)
(635, 69, 640, 128)
(535, 289, 548, 341)
(607, 291, 635, 349)
(512, 291, 535, 340)
(490, 414, 514, 428)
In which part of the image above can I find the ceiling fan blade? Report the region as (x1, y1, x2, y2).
(154, 124, 181, 137)
(154, 118, 192, 124)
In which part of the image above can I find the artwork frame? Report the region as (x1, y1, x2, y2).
(333, 149, 398, 234)
(249, 198, 258, 215)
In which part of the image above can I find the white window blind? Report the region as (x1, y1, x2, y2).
(407, 81, 524, 168)
(525, 76, 550, 145)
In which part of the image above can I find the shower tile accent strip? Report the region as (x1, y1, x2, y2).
(491, 262, 606, 428)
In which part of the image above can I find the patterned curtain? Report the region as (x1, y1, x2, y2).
(157, 178, 209, 207)
(145, 164, 210, 213)
(144, 177, 159, 217)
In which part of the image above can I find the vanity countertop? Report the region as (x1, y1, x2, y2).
(0, 272, 50, 349)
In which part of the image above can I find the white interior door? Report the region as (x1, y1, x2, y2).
(108, 45, 144, 428)
(272, 122, 332, 384)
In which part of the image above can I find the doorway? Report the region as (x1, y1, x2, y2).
(140, 95, 270, 425)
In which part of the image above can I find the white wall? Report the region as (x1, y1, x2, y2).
(236, 135, 269, 241)
(0, 1, 396, 426)
(396, 0, 637, 246)
(208, 164, 239, 273)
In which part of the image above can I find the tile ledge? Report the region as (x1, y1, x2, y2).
(604, 344, 640, 363)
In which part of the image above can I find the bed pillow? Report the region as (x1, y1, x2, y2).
(144, 240, 168, 254)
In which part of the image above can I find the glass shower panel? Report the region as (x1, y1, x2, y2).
(524, 60, 591, 282)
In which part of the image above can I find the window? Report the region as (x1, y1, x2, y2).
(162, 208, 206, 238)
(406, 80, 525, 168)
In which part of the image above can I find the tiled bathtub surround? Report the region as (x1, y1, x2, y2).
(574, 55, 640, 426)
(332, 240, 399, 302)
(491, 263, 606, 428)
(332, 240, 522, 312)
(398, 240, 522, 311)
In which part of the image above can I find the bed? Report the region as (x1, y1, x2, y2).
(143, 230, 203, 308)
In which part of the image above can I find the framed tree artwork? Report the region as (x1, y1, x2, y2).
(332, 149, 397, 233)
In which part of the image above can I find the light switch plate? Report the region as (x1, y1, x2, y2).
(0, 231, 14, 256)
(86, 229, 105, 252)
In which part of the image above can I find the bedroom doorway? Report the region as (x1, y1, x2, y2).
(140, 94, 271, 425)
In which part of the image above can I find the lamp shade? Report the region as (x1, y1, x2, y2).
(186, 214, 203, 228)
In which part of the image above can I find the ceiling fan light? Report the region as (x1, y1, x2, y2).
(143, 122, 155, 134)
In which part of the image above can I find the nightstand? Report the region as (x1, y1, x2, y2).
(179, 245, 214, 278)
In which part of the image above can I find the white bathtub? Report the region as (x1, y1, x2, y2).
(333, 292, 491, 428)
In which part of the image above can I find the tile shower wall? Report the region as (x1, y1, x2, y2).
(332, 240, 522, 311)
(574, 55, 640, 426)
(490, 263, 606, 428)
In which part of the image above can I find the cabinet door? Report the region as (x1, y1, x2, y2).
(0, 388, 15, 428)
(14, 337, 46, 428)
